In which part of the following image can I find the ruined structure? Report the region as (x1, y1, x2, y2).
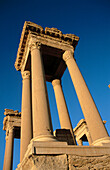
(3, 21, 110, 170)
(3, 109, 21, 170)
(73, 119, 107, 146)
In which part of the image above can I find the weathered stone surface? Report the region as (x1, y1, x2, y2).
(21, 154, 67, 170)
(68, 154, 110, 170)
(3, 109, 21, 132)
(4, 109, 21, 116)
(17, 153, 110, 170)
(45, 27, 62, 36)
(16, 139, 110, 169)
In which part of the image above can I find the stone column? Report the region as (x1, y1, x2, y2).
(30, 42, 54, 141)
(77, 139, 83, 146)
(3, 135, 8, 170)
(86, 131, 93, 145)
(20, 71, 32, 162)
(4, 127, 14, 170)
(52, 79, 75, 135)
(63, 50, 110, 145)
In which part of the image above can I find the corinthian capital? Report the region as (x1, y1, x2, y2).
(29, 41, 41, 51)
(22, 71, 30, 79)
(63, 50, 74, 62)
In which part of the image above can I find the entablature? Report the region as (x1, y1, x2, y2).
(3, 109, 21, 139)
(15, 21, 79, 73)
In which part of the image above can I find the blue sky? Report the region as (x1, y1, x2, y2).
(0, 0, 110, 169)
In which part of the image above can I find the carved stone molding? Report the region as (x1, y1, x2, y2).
(63, 50, 74, 62)
(4, 109, 21, 117)
(4, 125, 14, 142)
(29, 42, 41, 51)
(45, 27, 62, 37)
(8, 126, 14, 133)
(15, 21, 79, 71)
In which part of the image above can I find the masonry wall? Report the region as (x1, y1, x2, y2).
(18, 154, 110, 170)
(69, 154, 110, 169)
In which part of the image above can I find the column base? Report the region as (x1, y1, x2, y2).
(92, 137, 110, 146)
(31, 135, 58, 142)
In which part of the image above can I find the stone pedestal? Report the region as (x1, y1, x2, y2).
(54, 129, 75, 145)
(63, 50, 110, 146)
(16, 141, 110, 170)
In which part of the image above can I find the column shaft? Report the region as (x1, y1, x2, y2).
(3, 136, 8, 170)
(52, 79, 76, 144)
(77, 139, 83, 146)
(63, 51, 109, 143)
(30, 42, 53, 140)
(52, 80, 73, 132)
(86, 132, 93, 145)
(20, 71, 32, 162)
(4, 128, 14, 170)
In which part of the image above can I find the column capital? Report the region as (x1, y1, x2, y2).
(5, 131, 9, 141)
(5, 126, 14, 140)
(63, 50, 74, 62)
(8, 126, 14, 133)
(21, 71, 30, 79)
(52, 79, 60, 87)
(29, 41, 41, 51)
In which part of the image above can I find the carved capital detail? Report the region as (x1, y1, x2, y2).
(5, 126, 14, 138)
(22, 71, 30, 79)
(63, 50, 74, 62)
(29, 42, 41, 51)
(8, 126, 14, 133)
(52, 79, 60, 87)
(5, 135, 8, 141)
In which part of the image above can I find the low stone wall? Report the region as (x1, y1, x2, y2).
(17, 154, 110, 170)
(69, 154, 110, 170)
(20, 154, 67, 170)
(16, 142, 110, 170)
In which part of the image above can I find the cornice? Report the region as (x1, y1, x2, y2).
(15, 21, 79, 71)
(4, 109, 21, 117)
